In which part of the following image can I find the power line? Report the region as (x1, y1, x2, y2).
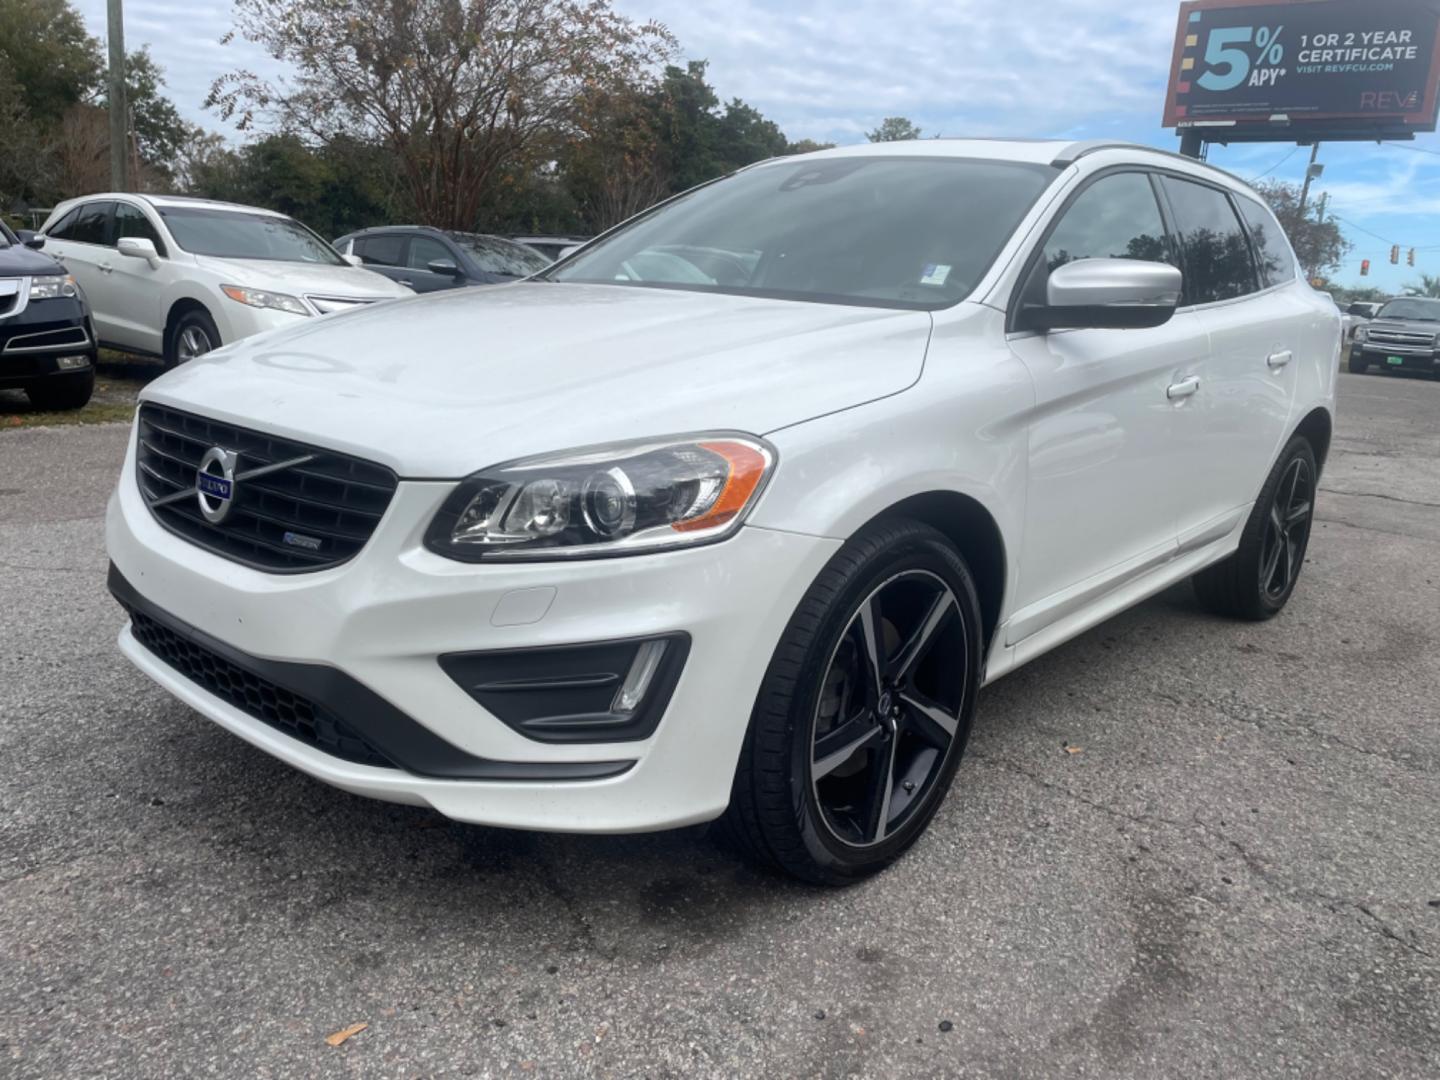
(1248, 146, 1300, 183)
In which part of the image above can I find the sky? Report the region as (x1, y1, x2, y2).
(73, 0, 1440, 293)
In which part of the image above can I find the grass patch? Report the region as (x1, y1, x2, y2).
(0, 351, 160, 430)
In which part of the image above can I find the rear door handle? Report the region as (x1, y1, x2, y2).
(1167, 375, 1201, 400)
(397, 279, 413, 287)
(1266, 350, 1293, 369)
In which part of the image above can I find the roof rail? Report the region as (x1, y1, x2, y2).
(1049, 139, 1249, 186)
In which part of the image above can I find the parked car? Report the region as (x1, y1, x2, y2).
(40, 195, 411, 368)
(0, 219, 97, 410)
(508, 235, 593, 261)
(107, 140, 1338, 884)
(333, 226, 551, 292)
(1348, 295, 1440, 376)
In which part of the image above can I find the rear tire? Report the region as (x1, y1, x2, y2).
(721, 519, 984, 885)
(24, 369, 94, 411)
(1193, 435, 1317, 621)
(164, 308, 220, 369)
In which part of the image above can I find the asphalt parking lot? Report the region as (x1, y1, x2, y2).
(2, 372, 1437, 1078)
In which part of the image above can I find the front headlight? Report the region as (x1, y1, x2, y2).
(1354, 326, 1368, 342)
(425, 434, 776, 561)
(220, 285, 311, 316)
(28, 274, 78, 300)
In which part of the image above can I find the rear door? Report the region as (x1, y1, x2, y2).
(44, 201, 118, 337)
(1004, 170, 1203, 643)
(1157, 176, 1299, 551)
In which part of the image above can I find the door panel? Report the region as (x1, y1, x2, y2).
(1006, 171, 1199, 639)
(403, 235, 466, 291)
(104, 203, 167, 353)
(44, 202, 117, 338)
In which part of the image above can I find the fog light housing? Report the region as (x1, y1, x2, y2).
(438, 633, 690, 744)
(56, 354, 90, 370)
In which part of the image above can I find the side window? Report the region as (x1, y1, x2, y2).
(114, 203, 167, 257)
(67, 202, 116, 246)
(1025, 172, 1172, 306)
(1159, 177, 1259, 304)
(46, 208, 80, 239)
(407, 235, 453, 270)
(353, 234, 405, 266)
(1235, 196, 1296, 288)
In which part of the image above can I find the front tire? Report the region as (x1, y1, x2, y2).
(164, 308, 220, 369)
(1347, 353, 1369, 375)
(1193, 435, 1317, 621)
(722, 519, 984, 885)
(25, 369, 95, 411)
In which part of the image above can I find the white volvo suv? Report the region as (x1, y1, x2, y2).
(41, 195, 411, 367)
(106, 140, 1338, 883)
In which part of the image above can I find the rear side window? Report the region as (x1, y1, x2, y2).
(115, 203, 167, 257)
(1024, 171, 1173, 306)
(354, 234, 405, 266)
(57, 202, 115, 246)
(1235, 196, 1296, 288)
(1159, 178, 1257, 304)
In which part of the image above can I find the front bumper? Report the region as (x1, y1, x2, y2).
(1352, 342, 1440, 373)
(107, 424, 838, 832)
(0, 296, 95, 388)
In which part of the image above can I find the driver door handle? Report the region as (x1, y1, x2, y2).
(1167, 375, 1201, 400)
(1267, 350, 1293, 369)
(98, 262, 113, 274)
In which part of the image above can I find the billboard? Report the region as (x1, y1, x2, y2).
(1164, 0, 1440, 134)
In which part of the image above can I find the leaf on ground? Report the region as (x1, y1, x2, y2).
(325, 1022, 369, 1047)
(1064, 745, 1084, 755)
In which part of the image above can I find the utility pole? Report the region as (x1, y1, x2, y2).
(1297, 142, 1322, 219)
(107, 0, 129, 191)
(1315, 191, 1329, 224)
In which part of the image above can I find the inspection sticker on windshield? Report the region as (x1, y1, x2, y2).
(920, 263, 952, 286)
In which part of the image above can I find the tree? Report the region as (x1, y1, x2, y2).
(1253, 180, 1350, 279)
(105, 48, 190, 168)
(786, 138, 836, 155)
(867, 116, 922, 142)
(207, 0, 677, 230)
(1405, 273, 1440, 298)
(0, 0, 101, 125)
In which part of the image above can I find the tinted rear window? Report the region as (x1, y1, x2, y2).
(1235, 196, 1296, 288)
(1159, 177, 1257, 304)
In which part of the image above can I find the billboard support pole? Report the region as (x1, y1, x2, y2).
(1179, 128, 1205, 160)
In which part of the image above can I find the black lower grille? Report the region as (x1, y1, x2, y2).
(135, 404, 398, 573)
(124, 604, 396, 769)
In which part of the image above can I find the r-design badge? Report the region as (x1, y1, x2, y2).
(196, 446, 239, 524)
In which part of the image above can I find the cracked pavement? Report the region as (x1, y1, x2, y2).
(2, 371, 1438, 1078)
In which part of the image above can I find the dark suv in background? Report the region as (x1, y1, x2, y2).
(1349, 296, 1440, 377)
(0, 221, 97, 410)
(332, 226, 551, 293)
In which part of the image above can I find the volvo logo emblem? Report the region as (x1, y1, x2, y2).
(196, 446, 239, 523)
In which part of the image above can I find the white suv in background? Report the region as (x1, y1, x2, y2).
(41, 195, 411, 367)
(107, 140, 1339, 884)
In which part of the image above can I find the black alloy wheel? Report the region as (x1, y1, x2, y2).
(1260, 456, 1313, 603)
(810, 570, 967, 848)
(1193, 435, 1318, 621)
(721, 519, 983, 884)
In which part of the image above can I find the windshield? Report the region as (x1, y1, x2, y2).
(449, 232, 551, 277)
(1377, 297, 1440, 321)
(547, 156, 1056, 310)
(158, 207, 344, 265)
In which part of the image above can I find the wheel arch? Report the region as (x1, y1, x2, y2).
(1292, 406, 1333, 475)
(163, 296, 217, 345)
(856, 490, 1007, 650)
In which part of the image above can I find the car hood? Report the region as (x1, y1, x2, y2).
(193, 256, 411, 299)
(141, 282, 933, 477)
(0, 243, 65, 277)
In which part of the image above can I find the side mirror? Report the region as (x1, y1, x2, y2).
(117, 236, 160, 267)
(342, 253, 364, 267)
(16, 229, 44, 250)
(1024, 259, 1182, 332)
(427, 258, 463, 277)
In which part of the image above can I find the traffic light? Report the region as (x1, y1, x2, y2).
(1409, 248, 1416, 266)
(1361, 259, 1370, 276)
(1390, 244, 1401, 264)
